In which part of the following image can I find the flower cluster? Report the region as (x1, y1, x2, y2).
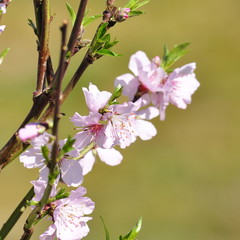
(18, 50, 199, 240)
(115, 51, 200, 120)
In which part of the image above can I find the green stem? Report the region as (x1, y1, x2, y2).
(0, 187, 34, 240)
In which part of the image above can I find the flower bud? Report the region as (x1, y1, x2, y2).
(102, 10, 112, 22)
(114, 8, 131, 22)
(18, 122, 51, 141)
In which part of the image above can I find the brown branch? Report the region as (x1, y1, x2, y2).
(34, 0, 50, 97)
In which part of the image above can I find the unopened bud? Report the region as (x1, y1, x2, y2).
(18, 121, 52, 141)
(114, 8, 131, 22)
(102, 10, 112, 22)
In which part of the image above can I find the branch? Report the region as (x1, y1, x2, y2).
(34, 0, 50, 97)
(20, 21, 68, 240)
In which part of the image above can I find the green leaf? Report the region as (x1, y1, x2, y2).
(28, 19, 38, 36)
(104, 39, 119, 49)
(58, 136, 75, 160)
(96, 22, 108, 40)
(66, 2, 76, 26)
(128, 10, 145, 17)
(41, 145, 50, 163)
(100, 216, 111, 240)
(83, 14, 102, 28)
(119, 217, 142, 240)
(0, 48, 10, 65)
(125, 0, 150, 10)
(161, 42, 190, 71)
(108, 84, 123, 105)
(96, 49, 121, 57)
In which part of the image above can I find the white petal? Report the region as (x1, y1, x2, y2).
(79, 151, 95, 175)
(96, 148, 123, 166)
(114, 73, 139, 100)
(39, 224, 56, 240)
(135, 119, 157, 140)
(61, 159, 83, 187)
(129, 51, 151, 76)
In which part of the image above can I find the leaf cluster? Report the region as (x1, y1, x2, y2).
(125, 0, 150, 17)
(91, 22, 120, 57)
(161, 42, 190, 72)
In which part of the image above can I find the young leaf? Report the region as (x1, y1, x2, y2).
(128, 10, 145, 17)
(58, 136, 75, 160)
(66, 2, 76, 26)
(0, 48, 10, 65)
(100, 216, 111, 240)
(96, 49, 121, 57)
(41, 145, 50, 163)
(125, 0, 150, 11)
(96, 22, 108, 41)
(119, 217, 142, 240)
(28, 19, 38, 36)
(161, 42, 191, 71)
(83, 14, 102, 28)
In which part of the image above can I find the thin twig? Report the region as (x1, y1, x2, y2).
(20, 21, 68, 240)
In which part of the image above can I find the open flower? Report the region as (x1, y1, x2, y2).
(39, 186, 95, 240)
(152, 63, 200, 120)
(115, 51, 166, 101)
(19, 133, 86, 187)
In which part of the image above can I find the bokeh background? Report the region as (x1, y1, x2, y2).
(1, 0, 240, 239)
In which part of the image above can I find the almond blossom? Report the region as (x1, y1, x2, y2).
(115, 51, 200, 120)
(19, 133, 87, 187)
(39, 186, 95, 240)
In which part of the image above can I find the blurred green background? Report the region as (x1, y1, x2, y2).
(1, 0, 240, 239)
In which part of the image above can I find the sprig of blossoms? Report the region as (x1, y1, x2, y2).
(31, 180, 94, 240)
(115, 50, 200, 120)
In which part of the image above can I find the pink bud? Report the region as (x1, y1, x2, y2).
(18, 123, 47, 141)
(114, 8, 131, 22)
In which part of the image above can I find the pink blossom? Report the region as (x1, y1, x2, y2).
(71, 112, 108, 149)
(18, 123, 47, 141)
(82, 83, 111, 113)
(115, 51, 166, 101)
(19, 133, 85, 187)
(153, 63, 200, 120)
(103, 101, 139, 148)
(39, 186, 95, 240)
